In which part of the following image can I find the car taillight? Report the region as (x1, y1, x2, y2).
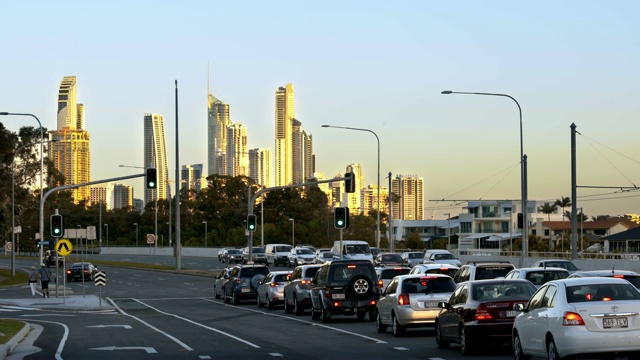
(300, 280, 310, 285)
(235, 278, 242, 284)
(398, 293, 410, 305)
(324, 287, 332, 298)
(270, 282, 277, 287)
(474, 304, 494, 321)
(66, 270, 71, 274)
(378, 279, 383, 287)
(563, 311, 585, 326)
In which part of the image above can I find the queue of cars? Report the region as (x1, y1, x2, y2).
(212, 248, 640, 359)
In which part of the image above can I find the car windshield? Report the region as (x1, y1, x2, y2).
(382, 254, 403, 262)
(296, 248, 314, 255)
(303, 267, 320, 278)
(241, 267, 270, 277)
(474, 283, 536, 300)
(401, 277, 456, 294)
(321, 253, 333, 259)
(228, 250, 241, 254)
(345, 245, 370, 254)
(566, 283, 640, 302)
(425, 268, 458, 277)
(408, 253, 423, 259)
(545, 261, 579, 271)
(525, 270, 568, 286)
(331, 264, 374, 282)
(476, 266, 514, 280)
(434, 253, 455, 260)
(273, 274, 290, 282)
(276, 246, 292, 252)
(380, 268, 410, 279)
(253, 247, 265, 254)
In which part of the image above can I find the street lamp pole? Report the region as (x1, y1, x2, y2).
(1, 112, 46, 264)
(134, 223, 138, 247)
(321, 125, 381, 248)
(444, 213, 451, 251)
(202, 221, 207, 248)
(104, 224, 108, 246)
(289, 218, 295, 248)
(440, 91, 527, 257)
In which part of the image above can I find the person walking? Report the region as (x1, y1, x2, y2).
(28, 266, 39, 297)
(38, 263, 53, 298)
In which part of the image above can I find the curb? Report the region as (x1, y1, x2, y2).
(0, 321, 30, 359)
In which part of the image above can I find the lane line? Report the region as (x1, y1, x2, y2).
(106, 297, 194, 351)
(132, 298, 261, 349)
(26, 319, 69, 360)
(201, 298, 388, 344)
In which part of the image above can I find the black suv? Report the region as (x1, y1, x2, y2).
(309, 260, 380, 323)
(223, 264, 270, 305)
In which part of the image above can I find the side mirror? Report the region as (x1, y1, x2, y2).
(514, 303, 526, 312)
(437, 301, 450, 309)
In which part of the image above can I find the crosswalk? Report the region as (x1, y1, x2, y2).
(0, 305, 39, 313)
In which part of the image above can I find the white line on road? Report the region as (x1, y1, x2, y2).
(132, 298, 261, 349)
(26, 319, 70, 360)
(269, 353, 284, 357)
(90, 346, 157, 353)
(1, 305, 38, 311)
(393, 347, 409, 350)
(86, 325, 132, 329)
(21, 314, 76, 317)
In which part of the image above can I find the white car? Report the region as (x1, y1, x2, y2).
(409, 263, 459, 278)
(423, 249, 462, 267)
(504, 267, 569, 288)
(256, 271, 292, 309)
(288, 247, 316, 267)
(512, 277, 640, 360)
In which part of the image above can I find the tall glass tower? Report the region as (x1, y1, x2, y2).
(275, 83, 295, 186)
(144, 113, 168, 205)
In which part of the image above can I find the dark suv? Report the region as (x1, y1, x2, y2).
(223, 264, 270, 305)
(309, 260, 380, 323)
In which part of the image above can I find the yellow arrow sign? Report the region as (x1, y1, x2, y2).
(56, 239, 73, 256)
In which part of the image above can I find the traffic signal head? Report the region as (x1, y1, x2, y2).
(50, 214, 64, 237)
(247, 214, 257, 231)
(344, 172, 355, 193)
(146, 168, 157, 189)
(334, 207, 349, 229)
(517, 212, 524, 229)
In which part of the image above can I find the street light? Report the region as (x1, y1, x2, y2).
(104, 224, 108, 246)
(321, 124, 381, 249)
(288, 218, 295, 248)
(444, 213, 451, 251)
(202, 220, 207, 248)
(133, 223, 138, 247)
(1, 112, 46, 265)
(440, 90, 527, 257)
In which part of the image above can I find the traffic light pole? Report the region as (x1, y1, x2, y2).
(39, 173, 145, 265)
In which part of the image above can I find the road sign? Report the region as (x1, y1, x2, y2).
(94, 271, 106, 286)
(5, 242, 12, 252)
(87, 226, 97, 240)
(146, 234, 155, 244)
(56, 239, 73, 256)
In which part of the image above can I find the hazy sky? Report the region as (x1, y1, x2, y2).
(2, 1, 639, 219)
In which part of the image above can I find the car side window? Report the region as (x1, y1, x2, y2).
(385, 278, 398, 295)
(291, 268, 301, 280)
(541, 284, 557, 308)
(316, 266, 327, 285)
(527, 285, 547, 310)
(264, 273, 273, 283)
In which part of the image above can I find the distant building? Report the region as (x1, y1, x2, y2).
(143, 113, 168, 206)
(133, 198, 144, 214)
(292, 118, 314, 184)
(90, 183, 114, 210)
(207, 92, 231, 176)
(274, 84, 295, 186)
(391, 174, 424, 221)
(226, 123, 248, 176)
(249, 148, 272, 187)
(345, 164, 363, 215)
(113, 184, 133, 210)
(361, 184, 389, 217)
(181, 164, 204, 192)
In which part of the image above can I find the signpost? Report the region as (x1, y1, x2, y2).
(5, 242, 12, 253)
(94, 270, 106, 306)
(55, 239, 73, 257)
(146, 234, 155, 267)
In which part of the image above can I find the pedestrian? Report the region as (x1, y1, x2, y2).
(38, 263, 53, 298)
(28, 266, 39, 297)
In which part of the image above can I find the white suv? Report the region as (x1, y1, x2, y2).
(423, 249, 461, 267)
(288, 247, 316, 267)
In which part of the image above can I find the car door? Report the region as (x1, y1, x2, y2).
(378, 277, 399, 324)
(258, 273, 274, 302)
(517, 284, 556, 355)
(439, 283, 468, 340)
(285, 267, 302, 305)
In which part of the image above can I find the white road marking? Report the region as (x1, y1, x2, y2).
(21, 314, 75, 317)
(393, 347, 409, 350)
(199, 356, 212, 359)
(2, 305, 39, 311)
(269, 353, 284, 357)
(87, 324, 132, 329)
(90, 346, 157, 353)
(26, 319, 70, 360)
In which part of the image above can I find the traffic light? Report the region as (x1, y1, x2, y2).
(334, 207, 349, 229)
(35, 239, 40, 248)
(517, 213, 524, 229)
(344, 172, 355, 193)
(146, 168, 157, 189)
(50, 214, 64, 237)
(247, 214, 257, 231)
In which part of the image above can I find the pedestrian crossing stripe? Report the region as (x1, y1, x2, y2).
(0, 306, 38, 312)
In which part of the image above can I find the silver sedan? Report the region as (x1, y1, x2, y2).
(257, 271, 292, 309)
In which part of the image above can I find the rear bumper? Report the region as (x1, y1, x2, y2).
(323, 298, 377, 315)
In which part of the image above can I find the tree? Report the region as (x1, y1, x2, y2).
(554, 196, 571, 252)
(538, 202, 557, 248)
(406, 232, 424, 250)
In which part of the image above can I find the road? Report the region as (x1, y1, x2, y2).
(0, 256, 518, 359)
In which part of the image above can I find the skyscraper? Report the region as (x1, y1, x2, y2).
(275, 84, 295, 186)
(207, 93, 231, 176)
(144, 113, 168, 205)
(226, 123, 248, 176)
(181, 164, 204, 199)
(90, 183, 113, 210)
(346, 164, 363, 214)
(391, 174, 424, 220)
(49, 76, 91, 203)
(113, 184, 134, 210)
(292, 118, 314, 184)
(249, 148, 272, 187)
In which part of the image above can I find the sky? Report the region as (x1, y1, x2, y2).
(2, 1, 640, 220)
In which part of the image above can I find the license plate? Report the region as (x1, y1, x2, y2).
(604, 317, 628, 328)
(505, 310, 518, 318)
(333, 293, 345, 299)
(241, 288, 250, 293)
(424, 301, 438, 308)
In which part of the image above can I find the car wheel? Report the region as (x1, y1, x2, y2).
(294, 295, 303, 316)
(376, 311, 388, 333)
(368, 308, 376, 322)
(283, 294, 292, 313)
(215, 286, 221, 299)
(311, 300, 321, 320)
(320, 303, 331, 323)
(547, 337, 560, 360)
(357, 310, 367, 320)
(460, 326, 474, 355)
(232, 291, 239, 305)
(435, 321, 449, 349)
(224, 290, 230, 304)
(392, 314, 405, 337)
(257, 293, 264, 308)
(267, 295, 274, 310)
(513, 331, 531, 360)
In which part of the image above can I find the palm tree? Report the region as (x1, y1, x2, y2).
(539, 202, 557, 249)
(555, 196, 571, 252)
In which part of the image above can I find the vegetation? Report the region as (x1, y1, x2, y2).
(0, 319, 25, 344)
(0, 268, 28, 286)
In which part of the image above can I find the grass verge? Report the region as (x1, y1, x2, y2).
(0, 319, 25, 344)
(0, 268, 28, 287)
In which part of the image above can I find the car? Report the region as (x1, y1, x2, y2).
(223, 264, 270, 305)
(331, 240, 374, 262)
(374, 252, 404, 267)
(409, 263, 459, 278)
(283, 264, 322, 315)
(213, 267, 232, 299)
(45, 250, 64, 268)
(309, 260, 380, 323)
(217, 248, 228, 261)
(452, 261, 515, 283)
(376, 274, 457, 336)
(316, 251, 334, 264)
(375, 266, 411, 293)
(504, 267, 569, 288)
(66, 262, 96, 282)
(287, 246, 316, 267)
(568, 269, 640, 289)
(264, 244, 293, 267)
(242, 246, 267, 264)
(423, 249, 462, 267)
(512, 277, 640, 360)
(531, 259, 580, 274)
(400, 251, 425, 267)
(435, 279, 537, 355)
(222, 249, 243, 264)
(256, 270, 292, 309)
(370, 247, 381, 257)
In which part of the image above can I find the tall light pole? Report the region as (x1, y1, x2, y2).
(288, 218, 295, 248)
(444, 213, 451, 251)
(202, 220, 207, 248)
(133, 223, 138, 247)
(321, 124, 381, 248)
(1, 112, 46, 264)
(104, 224, 108, 246)
(440, 91, 527, 257)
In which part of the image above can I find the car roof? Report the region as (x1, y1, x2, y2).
(376, 266, 411, 272)
(569, 270, 640, 277)
(395, 274, 453, 281)
(415, 263, 459, 269)
(464, 278, 534, 286)
(512, 267, 568, 272)
(547, 277, 633, 286)
(268, 270, 293, 275)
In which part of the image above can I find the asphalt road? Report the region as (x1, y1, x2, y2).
(0, 256, 518, 359)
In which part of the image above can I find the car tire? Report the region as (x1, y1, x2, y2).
(547, 337, 560, 360)
(347, 274, 373, 300)
(435, 321, 449, 349)
(267, 296, 274, 310)
(294, 295, 303, 316)
(311, 302, 321, 320)
(376, 312, 388, 333)
(224, 290, 230, 304)
(284, 294, 293, 314)
(357, 310, 367, 320)
(257, 294, 264, 308)
(460, 326, 474, 355)
(232, 290, 239, 305)
(320, 302, 331, 323)
(513, 331, 531, 360)
(215, 286, 221, 299)
(392, 314, 405, 337)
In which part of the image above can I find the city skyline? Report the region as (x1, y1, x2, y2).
(2, 1, 640, 218)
